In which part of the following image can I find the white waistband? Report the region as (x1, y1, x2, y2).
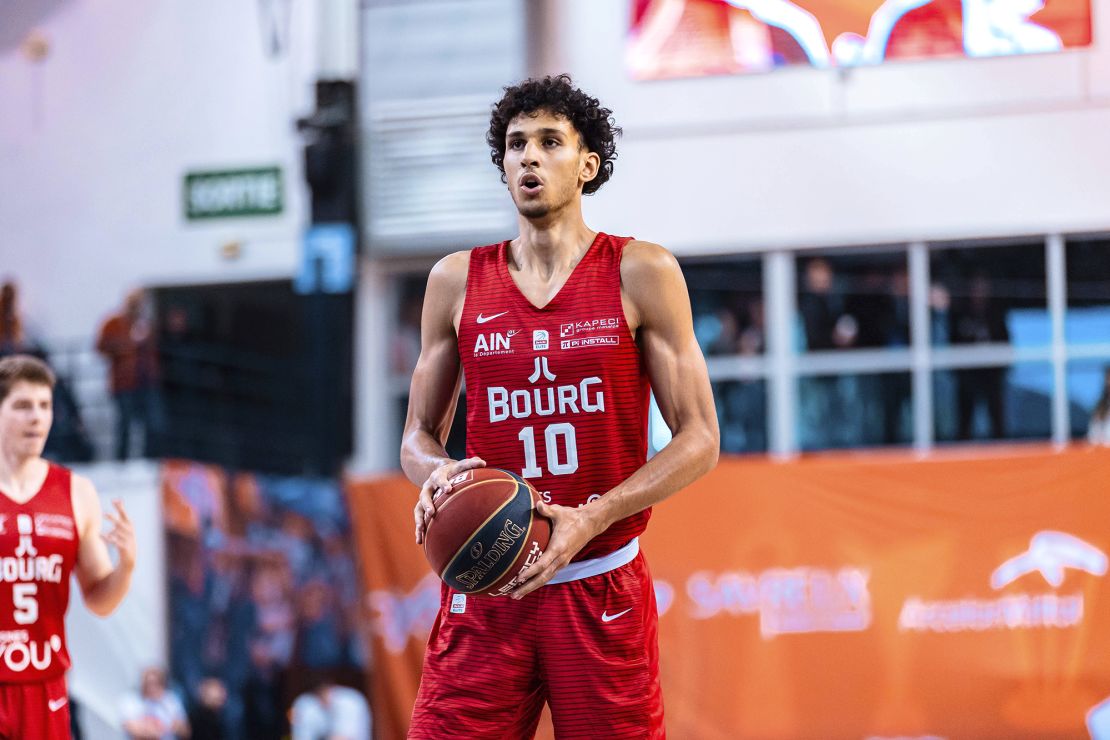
(547, 537, 640, 585)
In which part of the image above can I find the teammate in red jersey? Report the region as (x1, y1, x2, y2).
(401, 75, 719, 738)
(0, 355, 137, 739)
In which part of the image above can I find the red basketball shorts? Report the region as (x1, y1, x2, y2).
(0, 675, 71, 740)
(409, 548, 664, 739)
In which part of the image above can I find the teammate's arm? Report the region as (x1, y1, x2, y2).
(401, 251, 485, 544)
(512, 240, 719, 597)
(72, 475, 136, 616)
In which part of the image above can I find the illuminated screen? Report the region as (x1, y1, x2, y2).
(627, 0, 1092, 77)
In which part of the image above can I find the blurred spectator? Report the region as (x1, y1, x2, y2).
(0, 280, 28, 355)
(390, 288, 423, 376)
(243, 563, 294, 739)
(97, 288, 165, 459)
(949, 274, 1010, 439)
(1088, 367, 1110, 446)
(879, 269, 912, 444)
(290, 672, 372, 740)
(294, 580, 348, 671)
(844, 267, 895, 349)
(798, 259, 855, 448)
(120, 666, 190, 740)
(70, 694, 84, 740)
(188, 677, 228, 740)
(2, 281, 93, 460)
(799, 258, 856, 350)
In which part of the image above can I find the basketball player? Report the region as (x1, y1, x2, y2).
(0, 355, 137, 738)
(401, 75, 719, 738)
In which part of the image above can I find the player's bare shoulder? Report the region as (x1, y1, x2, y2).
(68, 472, 102, 536)
(426, 250, 473, 331)
(619, 240, 685, 332)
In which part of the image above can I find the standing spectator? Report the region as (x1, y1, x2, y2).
(0, 280, 27, 356)
(949, 274, 1010, 439)
(119, 666, 190, 740)
(798, 258, 853, 351)
(96, 288, 164, 459)
(1088, 367, 1110, 446)
(290, 672, 371, 740)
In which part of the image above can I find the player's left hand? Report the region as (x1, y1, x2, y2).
(510, 500, 605, 599)
(103, 499, 137, 571)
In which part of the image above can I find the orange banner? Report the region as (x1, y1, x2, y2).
(347, 447, 1110, 739)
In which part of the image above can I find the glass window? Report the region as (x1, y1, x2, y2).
(395, 394, 468, 461)
(930, 241, 1048, 349)
(797, 372, 913, 450)
(1067, 359, 1110, 443)
(796, 250, 910, 352)
(1065, 237, 1110, 346)
(933, 362, 1053, 442)
(682, 258, 764, 357)
(391, 275, 427, 379)
(713, 380, 768, 454)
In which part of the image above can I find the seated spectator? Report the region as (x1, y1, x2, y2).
(1089, 367, 1110, 446)
(290, 672, 372, 740)
(188, 677, 228, 740)
(120, 666, 190, 740)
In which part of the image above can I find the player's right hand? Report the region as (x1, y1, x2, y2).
(415, 457, 485, 545)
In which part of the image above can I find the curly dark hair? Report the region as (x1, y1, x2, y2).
(487, 74, 621, 196)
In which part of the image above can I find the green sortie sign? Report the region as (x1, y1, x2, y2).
(184, 166, 283, 219)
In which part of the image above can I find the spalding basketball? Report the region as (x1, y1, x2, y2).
(423, 468, 551, 597)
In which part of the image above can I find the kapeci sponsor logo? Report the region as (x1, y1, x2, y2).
(899, 530, 1106, 633)
(560, 317, 619, 338)
(561, 335, 619, 350)
(687, 566, 872, 639)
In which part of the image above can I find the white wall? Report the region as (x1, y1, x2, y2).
(549, 0, 1110, 254)
(0, 0, 321, 342)
(65, 460, 164, 740)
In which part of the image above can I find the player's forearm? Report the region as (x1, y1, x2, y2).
(82, 562, 134, 616)
(588, 425, 718, 533)
(400, 428, 455, 487)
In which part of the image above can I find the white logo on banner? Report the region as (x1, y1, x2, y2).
(367, 574, 440, 655)
(686, 567, 871, 639)
(899, 531, 1106, 634)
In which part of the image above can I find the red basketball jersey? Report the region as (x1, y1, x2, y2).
(458, 233, 651, 562)
(0, 464, 78, 682)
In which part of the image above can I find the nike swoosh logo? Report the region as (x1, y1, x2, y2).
(476, 311, 508, 324)
(48, 698, 68, 712)
(601, 608, 632, 623)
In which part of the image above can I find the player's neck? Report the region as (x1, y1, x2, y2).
(512, 212, 596, 279)
(0, 452, 47, 501)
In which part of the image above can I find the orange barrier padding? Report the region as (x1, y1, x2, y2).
(347, 447, 1110, 739)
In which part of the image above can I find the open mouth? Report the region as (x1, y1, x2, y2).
(520, 174, 543, 194)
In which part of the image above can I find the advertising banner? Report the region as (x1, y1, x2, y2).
(627, 0, 1093, 77)
(348, 447, 1110, 739)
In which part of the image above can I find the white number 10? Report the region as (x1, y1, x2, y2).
(518, 423, 579, 478)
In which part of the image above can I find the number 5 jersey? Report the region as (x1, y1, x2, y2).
(0, 464, 77, 682)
